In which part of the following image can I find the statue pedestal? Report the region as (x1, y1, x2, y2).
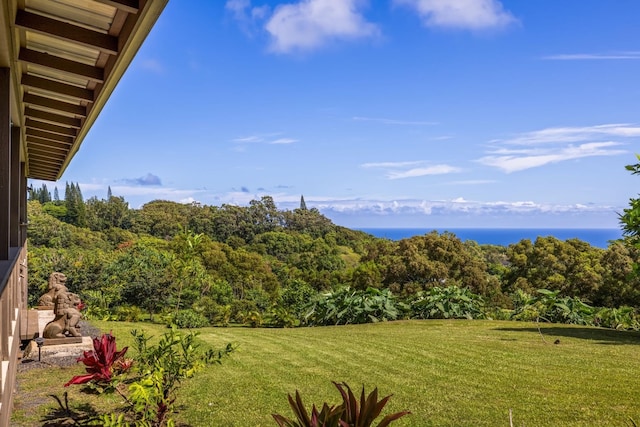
(42, 337, 83, 346)
(36, 308, 55, 337)
(20, 309, 40, 340)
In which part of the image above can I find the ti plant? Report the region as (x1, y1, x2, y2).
(64, 332, 130, 388)
(63, 328, 234, 427)
(272, 381, 410, 427)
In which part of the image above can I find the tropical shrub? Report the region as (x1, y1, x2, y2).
(272, 381, 410, 427)
(410, 286, 485, 320)
(64, 329, 234, 427)
(280, 279, 316, 317)
(64, 332, 130, 389)
(125, 328, 233, 426)
(304, 287, 400, 326)
(239, 310, 264, 327)
(265, 306, 300, 328)
(512, 289, 594, 325)
(169, 309, 210, 329)
(192, 296, 232, 326)
(113, 305, 143, 322)
(594, 306, 640, 330)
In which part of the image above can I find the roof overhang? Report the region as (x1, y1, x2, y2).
(0, 0, 168, 181)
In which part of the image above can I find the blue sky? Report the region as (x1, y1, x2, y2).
(35, 0, 640, 228)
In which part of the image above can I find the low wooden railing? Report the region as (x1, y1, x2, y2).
(0, 244, 27, 427)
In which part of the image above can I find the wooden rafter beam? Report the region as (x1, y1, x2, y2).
(26, 135, 72, 151)
(27, 151, 68, 163)
(28, 154, 66, 167)
(28, 146, 68, 159)
(25, 107, 82, 128)
(28, 159, 63, 169)
(24, 93, 86, 117)
(27, 147, 69, 160)
(28, 157, 66, 168)
(25, 118, 77, 137)
(27, 164, 61, 175)
(28, 171, 58, 180)
(29, 172, 57, 180)
(93, 0, 140, 15)
(21, 75, 94, 101)
(28, 168, 58, 176)
(15, 10, 118, 55)
(26, 128, 74, 145)
(19, 49, 104, 83)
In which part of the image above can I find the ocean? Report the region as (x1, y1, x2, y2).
(356, 228, 623, 249)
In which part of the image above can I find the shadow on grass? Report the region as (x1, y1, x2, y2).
(41, 392, 194, 427)
(41, 392, 102, 426)
(495, 325, 640, 345)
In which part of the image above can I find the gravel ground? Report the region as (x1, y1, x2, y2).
(17, 321, 102, 372)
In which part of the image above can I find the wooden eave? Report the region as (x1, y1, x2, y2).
(0, 0, 168, 181)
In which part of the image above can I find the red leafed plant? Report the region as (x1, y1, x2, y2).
(64, 332, 129, 387)
(273, 382, 410, 427)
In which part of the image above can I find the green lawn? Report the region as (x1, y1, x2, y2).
(12, 320, 640, 426)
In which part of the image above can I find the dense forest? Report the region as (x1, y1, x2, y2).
(26, 179, 640, 330)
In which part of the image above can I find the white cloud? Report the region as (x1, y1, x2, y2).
(271, 138, 298, 144)
(265, 0, 379, 53)
(225, 0, 251, 18)
(393, 0, 517, 30)
(233, 135, 264, 143)
(542, 52, 640, 60)
(137, 59, 164, 73)
(232, 133, 298, 145)
(478, 124, 638, 173)
(388, 165, 462, 179)
(494, 124, 640, 146)
(299, 196, 619, 220)
(479, 144, 628, 173)
(361, 160, 462, 179)
(56, 179, 620, 227)
(225, 0, 270, 34)
(479, 142, 628, 173)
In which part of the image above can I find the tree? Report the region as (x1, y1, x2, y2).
(372, 232, 491, 297)
(620, 154, 640, 244)
(64, 182, 87, 227)
(503, 236, 604, 302)
(29, 183, 51, 203)
(283, 207, 334, 238)
(130, 200, 189, 239)
(598, 241, 640, 307)
(85, 195, 130, 231)
(248, 196, 284, 236)
(104, 238, 176, 319)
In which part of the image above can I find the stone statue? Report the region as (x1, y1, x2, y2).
(43, 287, 83, 338)
(38, 272, 68, 308)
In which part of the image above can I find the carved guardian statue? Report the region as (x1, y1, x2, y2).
(38, 272, 68, 308)
(42, 284, 83, 339)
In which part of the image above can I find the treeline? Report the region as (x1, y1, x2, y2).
(26, 184, 640, 329)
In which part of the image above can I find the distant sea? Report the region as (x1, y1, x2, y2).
(356, 228, 623, 249)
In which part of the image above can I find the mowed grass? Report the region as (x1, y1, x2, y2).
(12, 320, 640, 426)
